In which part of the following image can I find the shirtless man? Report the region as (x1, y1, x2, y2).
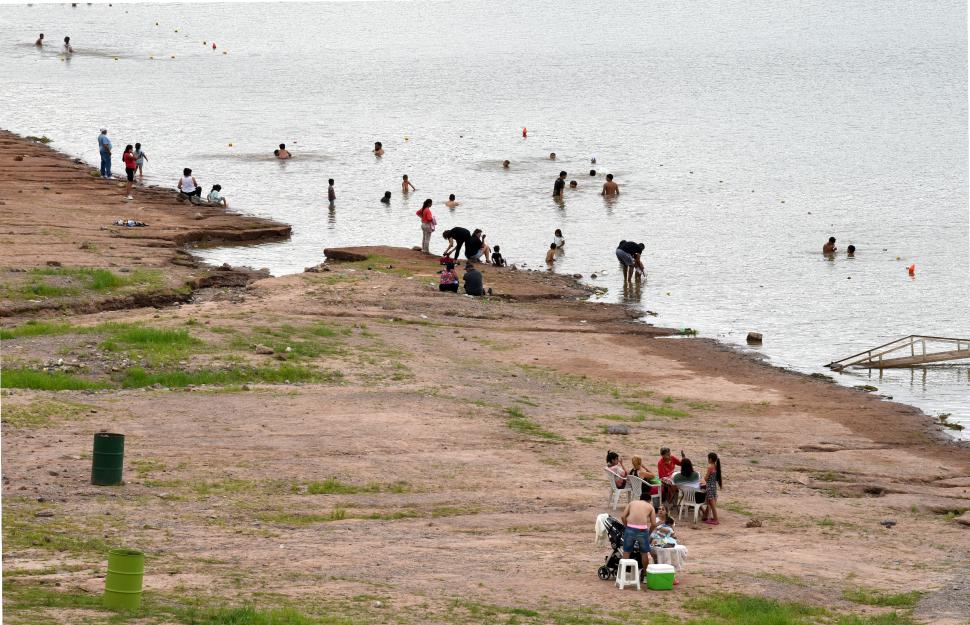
(502, 160, 510, 169)
(601, 173, 619, 197)
(620, 498, 657, 563)
(823, 236, 837, 254)
(276, 143, 291, 159)
(445, 194, 459, 208)
(402, 174, 416, 193)
(373, 141, 384, 157)
(35, 33, 44, 47)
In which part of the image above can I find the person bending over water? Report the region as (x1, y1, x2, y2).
(442, 227, 471, 259)
(823, 236, 837, 254)
(35, 33, 44, 47)
(207, 184, 228, 208)
(373, 141, 384, 157)
(445, 194, 460, 209)
(601, 173, 619, 197)
(276, 144, 291, 159)
(402, 174, 416, 193)
(615, 240, 645, 284)
(380, 191, 391, 204)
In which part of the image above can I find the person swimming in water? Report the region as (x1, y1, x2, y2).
(549, 152, 557, 160)
(847, 244, 856, 257)
(380, 191, 392, 204)
(402, 174, 416, 193)
(823, 236, 837, 254)
(373, 141, 384, 157)
(601, 173, 619, 197)
(276, 143, 291, 159)
(35, 33, 44, 47)
(503, 160, 510, 169)
(63, 36, 73, 54)
(445, 194, 459, 209)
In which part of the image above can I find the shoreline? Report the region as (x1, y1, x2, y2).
(3, 129, 970, 624)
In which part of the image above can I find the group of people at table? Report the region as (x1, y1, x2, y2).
(606, 448, 722, 525)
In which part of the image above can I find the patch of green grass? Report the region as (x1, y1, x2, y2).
(753, 572, 809, 587)
(301, 478, 404, 495)
(721, 501, 755, 517)
(841, 587, 922, 608)
(1, 368, 110, 391)
(818, 517, 836, 527)
(505, 407, 563, 440)
(1, 399, 94, 427)
(132, 458, 167, 478)
(30, 266, 163, 292)
(2, 504, 113, 554)
(590, 413, 645, 423)
(339, 254, 413, 277)
(812, 471, 842, 482)
(576, 435, 596, 444)
(687, 401, 717, 410)
(622, 400, 689, 418)
(259, 509, 347, 525)
(0, 320, 75, 340)
(120, 364, 340, 388)
(685, 592, 827, 625)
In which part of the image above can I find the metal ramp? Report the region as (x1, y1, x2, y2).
(826, 335, 970, 371)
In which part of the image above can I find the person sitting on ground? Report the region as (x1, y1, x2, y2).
(823, 236, 837, 254)
(491, 245, 507, 267)
(847, 244, 856, 257)
(380, 191, 391, 204)
(545, 242, 557, 264)
(35, 33, 44, 47)
(402, 174, 416, 193)
(503, 160, 510, 169)
(606, 450, 627, 488)
(465, 229, 491, 263)
(657, 447, 683, 507)
(463, 262, 488, 296)
(177, 168, 202, 201)
(442, 227, 472, 259)
(601, 173, 620, 197)
(619, 497, 656, 565)
(445, 193, 460, 209)
(438, 262, 459, 293)
(700, 452, 723, 525)
(373, 141, 384, 156)
(207, 184, 228, 208)
(276, 143, 291, 159)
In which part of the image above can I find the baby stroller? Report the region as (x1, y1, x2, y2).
(597, 516, 644, 580)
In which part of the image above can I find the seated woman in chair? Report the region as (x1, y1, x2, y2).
(629, 455, 661, 502)
(605, 450, 627, 489)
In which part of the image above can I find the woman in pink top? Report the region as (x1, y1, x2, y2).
(416, 199, 435, 253)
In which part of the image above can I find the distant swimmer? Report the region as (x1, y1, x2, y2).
(847, 244, 856, 257)
(380, 191, 391, 204)
(545, 242, 557, 265)
(373, 141, 384, 157)
(207, 184, 228, 208)
(549, 152, 557, 160)
(553, 229, 565, 249)
(589, 169, 596, 176)
(63, 36, 73, 54)
(601, 173, 619, 197)
(823, 236, 837, 254)
(35, 33, 44, 47)
(553, 170, 566, 197)
(276, 143, 291, 159)
(503, 160, 510, 169)
(328, 178, 336, 205)
(402, 174, 416, 193)
(591, 155, 597, 164)
(445, 194, 459, 209)
(569, 180, 577, 189)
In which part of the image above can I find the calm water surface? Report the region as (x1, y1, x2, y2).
(1, 1, 967, 434)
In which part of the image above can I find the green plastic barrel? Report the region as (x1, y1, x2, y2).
(103, 548, 144, 610)
(91, 433, 124, 486)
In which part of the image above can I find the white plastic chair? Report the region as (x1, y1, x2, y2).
(605, 468, 631, 511)
(627, 474, 645, 501)
(677, 485, 704, 524)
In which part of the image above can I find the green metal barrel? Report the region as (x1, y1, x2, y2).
(91, 433, 124, 486)
(103, 548, 144, 610)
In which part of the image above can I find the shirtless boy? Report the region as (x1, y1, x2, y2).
(445, 194, 459, 208)
(276, 143, 291, 159)
(620, 498, 657, 562)
(373, 141, 384, 156)
(402, 174, 416, 193)
(601, 173, 619, 197)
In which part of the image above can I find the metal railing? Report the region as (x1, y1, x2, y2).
(826, 335, 970, 370)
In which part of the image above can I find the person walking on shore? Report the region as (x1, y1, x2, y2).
(416, 199, 436, 253)
(122, 144, 136, 200)
(601, 173, 619, 197)
(553, 171, 566, 198)
(134, 143, 148, 180)
(97, 128, 112, 178)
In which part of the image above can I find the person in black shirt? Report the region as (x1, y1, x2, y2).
(615, 240, 645, 284)
(442, 227, 472, 259)
(463, 263, 487, 296)
(553, 171, 567, 197)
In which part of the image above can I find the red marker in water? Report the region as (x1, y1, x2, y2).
(907, 264, 916, 276)
(522, 127, 527, 138)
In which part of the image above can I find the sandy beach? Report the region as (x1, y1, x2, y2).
(3, 132, 970, 624)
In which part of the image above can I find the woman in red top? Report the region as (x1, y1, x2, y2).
(416, 199, 435, 254)
(122, 144, 137, 200)
(658, 447, 683, 507)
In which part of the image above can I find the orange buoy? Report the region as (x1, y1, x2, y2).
(522, 127, 527, 137)
(907, 264, 916, 276)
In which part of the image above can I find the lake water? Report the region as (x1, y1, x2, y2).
(2, 1, 968, 435)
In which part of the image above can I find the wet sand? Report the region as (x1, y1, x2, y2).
(2, 130, 970, 625)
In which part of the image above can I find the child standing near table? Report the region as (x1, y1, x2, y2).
(701, 452, 722, 525)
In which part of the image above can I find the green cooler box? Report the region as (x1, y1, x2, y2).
(646, 563, 676, 590)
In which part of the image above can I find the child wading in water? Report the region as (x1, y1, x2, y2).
(701, 452, 722, 525)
